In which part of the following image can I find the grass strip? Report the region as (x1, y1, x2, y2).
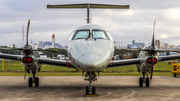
(0, 71, 173, 76)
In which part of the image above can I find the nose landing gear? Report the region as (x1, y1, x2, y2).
(84, 71, 98, 96)
(28, 71, 39, 87)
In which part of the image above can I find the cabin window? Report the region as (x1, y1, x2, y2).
(72, 30, 90, 40)
(92, 30, 109, 40)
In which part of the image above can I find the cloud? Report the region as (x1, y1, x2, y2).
(164, 7, 180, 20)
(0, 0, 180, 47)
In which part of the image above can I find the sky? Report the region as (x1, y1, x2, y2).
(0, 0, 180, 47)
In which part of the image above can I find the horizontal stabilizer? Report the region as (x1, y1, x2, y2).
(47, 3, 129, 9)
(47, 3, 129, 23)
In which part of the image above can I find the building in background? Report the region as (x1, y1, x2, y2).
(13, 44, 15, 48)
(127, 40, 145, 48)
(44, 45, 53, 49)
(38, 41, 43, 49)
(155, 40, 160, 48)
(127, 44, 132, 48)
(30, 39, 33, 44)
(55, 43, 63, 49)
(34, 43, 38, 49)
(31, 37, 62, 49)
(9, 44, 16, 48)
(164, 43, 169, 49)
(132, 40, 135, 46)
(43, 41, 52, 48)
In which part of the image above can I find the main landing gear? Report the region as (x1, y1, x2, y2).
(28, 71, 39, 87)
(84, 71, 98, 96)
(139, 72, 150, 87)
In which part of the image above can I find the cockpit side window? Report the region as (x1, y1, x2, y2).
(72, 30, 90, 40)
(92, 29, 109, 40)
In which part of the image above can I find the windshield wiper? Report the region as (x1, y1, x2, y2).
(85, 38, 89, 41)
(76, 38, 84, 39)
(94, 37, 104, 39)
(85, 38, 96, 41)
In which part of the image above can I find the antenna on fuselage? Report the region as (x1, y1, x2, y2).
(47, 3, 129, 24)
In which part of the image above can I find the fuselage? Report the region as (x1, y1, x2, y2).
(67, 24, 115, 71)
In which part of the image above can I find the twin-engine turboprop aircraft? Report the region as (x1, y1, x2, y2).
(1, 3, 180, 95)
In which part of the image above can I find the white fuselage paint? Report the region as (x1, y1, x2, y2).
(67, 24, 115, 71)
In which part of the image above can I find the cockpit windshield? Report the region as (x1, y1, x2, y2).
(92, 30, 109, 39)
(72, 30, 90, 40)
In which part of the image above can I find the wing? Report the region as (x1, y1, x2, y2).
(119, 48, 140, 51)
(158, 49, 180, 53)
(106, 58, 141, 68)
(38, 58, 76, 68)
(0, 53, 22, 61)
(159, 55, 180, 62)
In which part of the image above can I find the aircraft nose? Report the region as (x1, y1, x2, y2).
(83, 53, 100, 63)
(70, 40, 114, 71)
(77, 49, 112, 71)
(79, 53, 102, 69)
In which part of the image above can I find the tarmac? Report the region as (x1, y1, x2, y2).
(0, 76, 180, 101)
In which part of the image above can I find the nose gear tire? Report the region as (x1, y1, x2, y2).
(92, 86, 96, 94)
(86, 86, 89, 94)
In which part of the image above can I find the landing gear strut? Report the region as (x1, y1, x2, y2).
(84, 71, 97, 96)
(28, 71, 39, 87)
(139, 72, 150, 87)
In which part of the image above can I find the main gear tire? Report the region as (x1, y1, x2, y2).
(139, 77, 143, 87)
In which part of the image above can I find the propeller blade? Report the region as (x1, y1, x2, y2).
(150, 55, 154, 81)
(26, 19, 30, 46)
(25, 55, 27, 65)
(151, 20, 156, 48)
